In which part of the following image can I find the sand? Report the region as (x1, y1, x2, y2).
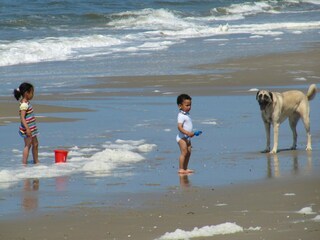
(0, 46, 319, 239)
(0, 175, 319, 240)
(1, 44, 319, 125)
(0, 101, 91, 126)
(85, 43, 320, 96)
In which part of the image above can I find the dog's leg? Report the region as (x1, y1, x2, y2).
(301, 114, 312, 151)
(270, 122, 279, 154)
(262, 121, 271, 153)
(289, 114, 299, 150)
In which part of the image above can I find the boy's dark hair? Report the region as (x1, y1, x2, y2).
(177, 94, 192, 105)
(13, 82, 34, 101)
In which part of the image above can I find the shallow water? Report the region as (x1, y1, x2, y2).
(1, 94, 319, 216)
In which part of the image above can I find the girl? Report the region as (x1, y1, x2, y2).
(13, 82, 39, 164)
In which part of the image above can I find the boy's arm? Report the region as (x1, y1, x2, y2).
(177, 123, 194, 138)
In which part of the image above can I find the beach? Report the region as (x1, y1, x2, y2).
(1, 175, 320, 240)
(1, 0, 320, 239)
(1, 43, 319, 125)
(1, 47, 320, 240)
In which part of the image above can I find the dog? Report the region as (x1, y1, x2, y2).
(256, 84, 317, 154)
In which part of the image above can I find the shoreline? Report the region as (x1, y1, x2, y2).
(0, 102, 92, 126)
(1, 44, 319, 126)
(86, 44, 320, 96)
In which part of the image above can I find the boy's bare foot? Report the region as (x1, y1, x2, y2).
(178, 169, 194, 174)
(178, 169, 187, 174)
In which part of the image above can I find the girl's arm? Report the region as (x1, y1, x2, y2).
(177, 123, 194, 138)
(20, 110, 31, 137)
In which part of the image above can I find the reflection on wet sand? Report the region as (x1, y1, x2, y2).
(179, 173, 191, 188)
(266, 151, 313, 178)
(55, 176, 69, 191)
(22, 179, 39, 212)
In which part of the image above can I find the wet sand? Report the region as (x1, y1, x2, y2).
(0, 102, 91, 126)
(1, 174, 319, 240)
(0, 46, 319, 239)
(1, 44, 319, 125)
(86, 43, 320, 96)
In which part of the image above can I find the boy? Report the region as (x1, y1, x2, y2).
(176, 94, 201, 174)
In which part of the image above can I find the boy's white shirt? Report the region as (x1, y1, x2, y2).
(177, 110, 193, 139)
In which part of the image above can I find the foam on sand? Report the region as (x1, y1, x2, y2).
(312, 215, 320, 222)
(0, 139, 157, 188)
(284, 193, 296, 196)
(156, 222, 244, 240)
(297, 206, 316, 215)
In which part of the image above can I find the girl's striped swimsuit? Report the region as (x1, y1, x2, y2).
(19, 101, 39, 138)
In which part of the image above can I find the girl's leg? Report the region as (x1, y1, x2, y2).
(22, 137, 32, 164)
(32, 136, 39, 164)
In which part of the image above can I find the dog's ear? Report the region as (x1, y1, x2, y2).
(256, 91, 260, 100)
(269, 92, 273, 102)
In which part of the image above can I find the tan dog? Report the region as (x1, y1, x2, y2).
(256, 84, 317, 154)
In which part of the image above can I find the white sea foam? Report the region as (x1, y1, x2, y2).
(203, 38, 229, 42)
(298, 0, 320, 4)
(205, 13, 245, 21)
(294, 77, 307, 81)
(284, 193, 296, 196)
(107, 8, 191, 30)
(246, 226, 261, 231)
(312, 215, 320, 222)
(0, 139, 156, 188)
(222, 2, 277, 16)
(1, 7, 320, 67)
(297, 206, 316, 215)
(156, 222, 243, 240)
(215, 203, 228, 207)
(201, 119, 218, 125)
(137, 144, 157, 153)
(0, 35, 124, 67)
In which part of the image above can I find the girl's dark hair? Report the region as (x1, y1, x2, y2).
(13, 82, 34, 101)
(177, 94, 192, 105)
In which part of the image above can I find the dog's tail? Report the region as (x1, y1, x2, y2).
(307, 84, 317, 101)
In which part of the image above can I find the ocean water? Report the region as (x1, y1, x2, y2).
(0, 0, 320, 215)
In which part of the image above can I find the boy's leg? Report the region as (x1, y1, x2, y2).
(178, 139, 191, 173)
(32, 136, 39, 164)
(184, 143, 192, 172)
(22, 137, 32, 164)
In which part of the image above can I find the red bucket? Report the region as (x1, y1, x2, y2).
(54, 150, 68, 163)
